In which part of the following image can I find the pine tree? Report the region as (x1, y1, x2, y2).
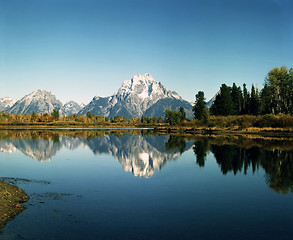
(231, 83, 243, 115)
(249, 84, 260, 115)
(211, 84, 233, 116)
(242, 83, 250, 114)
(260, 84, 274, 114)
(193, 91, 206, 120)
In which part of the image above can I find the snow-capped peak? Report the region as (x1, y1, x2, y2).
(116, 73, 182, 102)
(78, 73, 193, 118)
(0, 97, 17, 112)
(121, 73, 155, 90)
(31, 89, 51, 96)
(132, 73, 155, 84)
(23, 89, 52, 101)
(118, 73, 169, 98)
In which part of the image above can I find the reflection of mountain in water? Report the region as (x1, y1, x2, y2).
(0, 138, 62, 161)
(1, 130, 293, 190)
(0, 137, 85, 162)
(0, 133, 192, 177)
(87, 135, 192, 177)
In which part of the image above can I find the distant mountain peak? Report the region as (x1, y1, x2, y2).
(34, 89, 51, 93)
(9, 89, 63, 115)
(79, 73, 193, 118)
(0, 97, 17, 112)
(30, 89, 52, 95)
(62, 101, 82, 116)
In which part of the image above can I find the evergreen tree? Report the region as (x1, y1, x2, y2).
(260, 83, 274, 114)
(211, 84, 233, 116)
(231, 83, 243, 115)
(193, 91, 206, 120)
(242, 83, 250, 114)
(249, 84, 260, 115)
(179, 107, 186, 121)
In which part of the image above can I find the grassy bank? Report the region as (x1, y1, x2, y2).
(155, 114, 293, 137)
(1, 114, 293, 137)
(155, 125, 293, 137)
(0, 181, 29, 229)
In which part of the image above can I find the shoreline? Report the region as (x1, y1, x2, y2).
(154, 126, 293, 138)
(0, 181, 29, 229)
(0, 124, 293, 138)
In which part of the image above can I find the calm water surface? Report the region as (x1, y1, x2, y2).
(0, 130, 292, 240)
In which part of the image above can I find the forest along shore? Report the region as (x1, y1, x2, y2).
(0, 181, 29, 229)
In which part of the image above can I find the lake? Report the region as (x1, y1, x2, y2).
(0, 129, 292, 240)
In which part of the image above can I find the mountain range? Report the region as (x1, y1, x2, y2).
(1, 74, 195, 118)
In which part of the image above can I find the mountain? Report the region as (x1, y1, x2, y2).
(206, 93, 218, 108)
(79, 73, 193, 118)
(62, 101, 82, 116)
(0, 97, 17, 112)
(144, 98, 193, 117)
(80, 103, 86, 109)
(8, 89, 63, 115)
(3, 74, 194, 117)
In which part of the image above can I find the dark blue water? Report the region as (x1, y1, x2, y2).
(0, 130, 292, 240)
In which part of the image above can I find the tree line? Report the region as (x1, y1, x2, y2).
(0, 110, 164, 126)
(194, 66, 293, 119)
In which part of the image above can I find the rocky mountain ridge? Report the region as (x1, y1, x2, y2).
(8, 89, 63, 115)
(79, 73, 193, 118)
(1, 74, 196, 118)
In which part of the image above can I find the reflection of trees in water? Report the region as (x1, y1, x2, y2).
(193, 141, 293, 194)
(211, 145, 261, 175)
(262, 150, 293, 194)
(165, 136, 186, 154)
(193, 140, 210, 167)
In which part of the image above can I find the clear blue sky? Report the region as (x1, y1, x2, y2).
(1, 0, 292, 104)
